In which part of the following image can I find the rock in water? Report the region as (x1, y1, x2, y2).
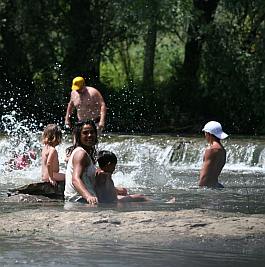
(8, 181, 65, 200)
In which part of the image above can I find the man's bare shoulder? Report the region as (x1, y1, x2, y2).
(87, 86, 101, 95)
(205, 145, 224, 157)
(70, 90, 78, 98)
(206, 146, 223, 152)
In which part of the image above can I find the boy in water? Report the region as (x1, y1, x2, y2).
(41, 124, 65, 186)
(199, 121, 228, 188)
(95, 150, 148, 203)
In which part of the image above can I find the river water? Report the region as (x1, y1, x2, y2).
(2, 133, 264, 214)
(0, 117, 265, 266)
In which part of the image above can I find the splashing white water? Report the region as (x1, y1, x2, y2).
(0, 114, 42, 184)
(1, 114, 265, 190)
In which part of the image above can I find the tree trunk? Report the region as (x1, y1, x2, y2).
(143, 0, 158, 90)
(118, 40, 134, 84)
(64, 0, 107, 84)
(181, 0, 220, 95)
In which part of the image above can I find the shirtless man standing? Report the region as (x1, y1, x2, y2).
(199, 121, 228, 188)
(65, 76, 107, 132)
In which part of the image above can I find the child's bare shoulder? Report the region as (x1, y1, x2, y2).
(95, 169, 111, 185)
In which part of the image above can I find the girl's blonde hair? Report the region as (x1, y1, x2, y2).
(42, 124, 62, 145)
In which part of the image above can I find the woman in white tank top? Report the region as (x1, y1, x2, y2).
(64, 120, 98, 204)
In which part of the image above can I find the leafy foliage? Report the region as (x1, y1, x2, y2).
(0, 0, 264, 134)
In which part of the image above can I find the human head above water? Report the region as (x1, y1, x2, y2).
(42, 124, 62, 145)
(73, 119, 98, 148)
(202, 121, 228, 140)
(71, 76, 85, 91)
(97, 150, 117, 169)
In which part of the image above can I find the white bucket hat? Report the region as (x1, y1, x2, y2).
(202, 121, 228, 139)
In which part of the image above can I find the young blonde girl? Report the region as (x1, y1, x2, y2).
(41, 124, 65, 185)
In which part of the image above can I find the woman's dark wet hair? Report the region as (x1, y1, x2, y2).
(73, 119, 98, 145)
(65, 119, 98, 161)
(97, 150, 117, 169)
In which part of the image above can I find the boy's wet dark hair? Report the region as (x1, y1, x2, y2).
(97, 150, 117, 168)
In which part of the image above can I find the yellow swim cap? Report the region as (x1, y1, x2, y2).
(71, 76, 85, 90)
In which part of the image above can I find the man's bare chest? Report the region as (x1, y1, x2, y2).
(72, 94, 95, 107)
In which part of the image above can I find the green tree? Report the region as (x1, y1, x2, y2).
(200, 0, 265, 133)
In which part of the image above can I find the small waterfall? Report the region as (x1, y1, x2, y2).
(225, 142, 265, 171)
(1, 114, 265, 189)
(98, 136, 265, 172)
(1, 134, 264, 176)
(257, 148, 265, 168)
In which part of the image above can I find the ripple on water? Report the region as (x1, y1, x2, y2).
(0, 236, 265, 267)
